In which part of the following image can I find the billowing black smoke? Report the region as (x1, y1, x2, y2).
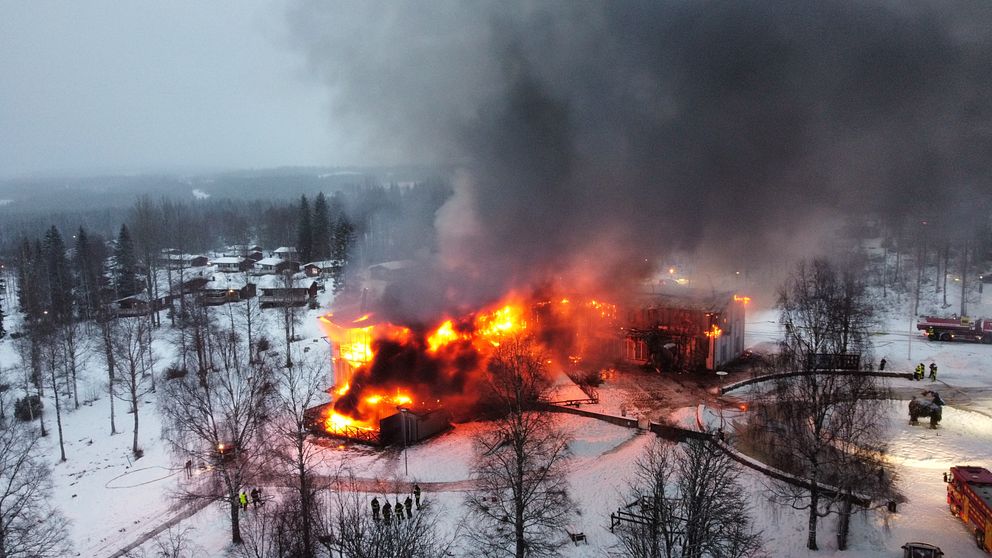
(288, 0, 992, 316)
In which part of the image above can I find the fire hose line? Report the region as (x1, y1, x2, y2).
(105, 466, 183, 489)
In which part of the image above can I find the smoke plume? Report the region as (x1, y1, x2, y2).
(287, 0, 992, 315)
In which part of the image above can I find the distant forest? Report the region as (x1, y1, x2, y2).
(0, 167, 452, 270)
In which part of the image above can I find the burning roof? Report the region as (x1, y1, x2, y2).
(317, 293, 618, 438)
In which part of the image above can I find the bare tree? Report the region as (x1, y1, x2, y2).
(613, 439, 762, 558)
(612, 440, 678, 558)
(12, 335, 46, 437)
(97, 309, 119, 435)
(465, 336, 573, 558)
(235, 276, 264, 364)
(323, 475, 456, 558)
(131, 196, 164, 327)
(278, 272, 301, 368)
(0, 422, 72, 557)
(112, 317, 156, 457)
(160, 335, 272, 545)
(58, 315, 83, 409)
(761, 258, 886, 550)
(174, 297, 214, 379)
(40, 330, 67, 462)
(267, 353, 329, 558)
(236, 498, 291, 558)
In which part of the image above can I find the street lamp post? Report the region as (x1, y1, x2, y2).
(399, 407, 409, 476)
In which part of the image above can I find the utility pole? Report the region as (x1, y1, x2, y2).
(400, 407, 409, 476)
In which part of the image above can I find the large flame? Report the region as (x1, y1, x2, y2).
(318, 294, 615, 436)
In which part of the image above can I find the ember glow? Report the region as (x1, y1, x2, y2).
(705, 324, 723, 338)
(318, 294, 614, 436)
(733, 294, 751, 305)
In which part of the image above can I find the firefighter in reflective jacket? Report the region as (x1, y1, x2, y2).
(929, 362, 938, 381)
(915, 363, 925, 381)
(371, 497, 381, 520)
(382, 501, 392, 524)
(395, 499, 405, 520)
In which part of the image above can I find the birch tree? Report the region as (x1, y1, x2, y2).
(766, 258, 886, 550)
(112, 317, 155, 457)
(160, 335, 272, 545)
(613, 439, 762, 558)
(465, 336, 573, 558)
(0, 422, 72, 557)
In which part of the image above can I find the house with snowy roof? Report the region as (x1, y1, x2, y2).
(256, 274, 319, 307)
(212, 256, 253, 273)
(272, 246, 299, 260)
(199, 273, 256, 306)
(224, 245, 264, 261)
(253, 257, 298, 275)
(303, 260, 338, 278)
(158, 250, 209, 269)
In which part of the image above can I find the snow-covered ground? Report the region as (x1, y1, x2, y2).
(3, 281, 992, 557)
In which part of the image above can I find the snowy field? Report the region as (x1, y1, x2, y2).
(3, 289, 992, 557)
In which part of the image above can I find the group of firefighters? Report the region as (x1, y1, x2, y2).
(913, 362, 938, 381)
(238, 487, 264, 511)
(878, 358, 938, 381)
(371, 485, 422, 523)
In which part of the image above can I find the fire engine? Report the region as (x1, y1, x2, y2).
(916, 316, 992, 343)
(946, 465, 992, 551)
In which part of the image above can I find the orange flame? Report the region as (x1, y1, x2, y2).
(319, 293, 616, 436)
(474, 303, 527, 345)
(705, 325, 723, 338)
(734, 294, 751, 305)
(428, 320, 469, 352)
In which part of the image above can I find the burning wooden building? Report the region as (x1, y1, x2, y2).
(304, 401, 451, 446)
(620, 289, 747, 372)
(311, 295, 618, 446)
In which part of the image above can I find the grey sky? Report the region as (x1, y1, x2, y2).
(0, 0, 343, 178)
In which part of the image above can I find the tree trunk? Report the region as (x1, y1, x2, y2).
(131, 388, 140, 456)
(166, 265, 176, 327)
(961, 242, 969, 317)
(914, 243, 924, 317)
(298, 453, 314, 558)
(284, 310, 293, 369)
(230, 497, 243, 544)
(51, 367, 66, 462)
(836, 497, 852, 550)
(943, 244, 950, 307)
(37, 383, 47, 438)
(245, 297, 255, 364)
(806, 488, 819, 550)
(895, 247, 902, 303)
(514, 436, 526, 558)
(63, 326, 80, 409)
(102, 323, 118, 435)
(145, 316, 156, 393)
(882, 248, 887, 298)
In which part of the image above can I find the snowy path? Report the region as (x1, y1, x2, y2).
(104, 499, 212, 558)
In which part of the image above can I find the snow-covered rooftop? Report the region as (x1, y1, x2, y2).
(211, 256, 247, 265)
(203, 272, 251, 290)
(255, 273, 315, 290)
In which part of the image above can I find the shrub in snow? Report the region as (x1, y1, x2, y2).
(14, 394, 43, 422)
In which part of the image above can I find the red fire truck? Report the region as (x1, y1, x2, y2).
(917, 316, 992, 343)
(946, 465, 992, 551)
